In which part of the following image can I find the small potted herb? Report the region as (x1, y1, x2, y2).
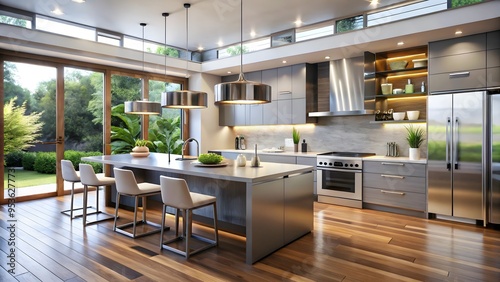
(405, 125, 425, 160)
(132, 139, 152, 155)
(292, 127, 300, 152)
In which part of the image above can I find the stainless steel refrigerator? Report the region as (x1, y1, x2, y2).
(427, 91, 486, 221)
(489, 91, 500, 224)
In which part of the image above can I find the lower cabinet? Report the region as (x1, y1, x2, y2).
(363, 160, 426, 215)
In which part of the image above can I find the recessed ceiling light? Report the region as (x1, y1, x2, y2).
(51, 8, 64, 15)
(455, 30, 463, 35)
(325, 56, 330, 60)
(294, 19, 302, 27)
(397, 41, 404, 46)
(250, 31, 256, 37)
(217, 40, 224, 47)
(197, 46, 204, 51)
(227, 71, 232, 74)
(282, 60, 287, 64)
(72, 0, 86, 3)
(370, 0, 379, 5)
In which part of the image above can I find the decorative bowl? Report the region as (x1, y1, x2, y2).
(388, 60, 408, 70)
(392, 112, 406, 121)
(393, 88, 403, 94)
(407, 111, 420, 120)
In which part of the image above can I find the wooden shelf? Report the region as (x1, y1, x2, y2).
(376, 93, 427, 99)
(375, 66, 428, 77)
(370, 119, 426, 124)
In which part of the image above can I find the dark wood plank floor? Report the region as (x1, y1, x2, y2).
(1, 190, 500, 281)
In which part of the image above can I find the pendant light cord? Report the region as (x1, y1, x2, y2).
(163, 13, 169, 79)
(140, 23, 146, 72)
(185, 3, 190, 79)
(240, 0, 243, 76)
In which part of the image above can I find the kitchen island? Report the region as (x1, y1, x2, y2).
(82, 153, 314, 264)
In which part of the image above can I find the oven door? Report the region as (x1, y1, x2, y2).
(317, 167, 362, 200)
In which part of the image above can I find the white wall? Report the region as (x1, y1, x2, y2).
(188, 72, 233, 155)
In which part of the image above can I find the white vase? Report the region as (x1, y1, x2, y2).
(409, 148, 420, 160)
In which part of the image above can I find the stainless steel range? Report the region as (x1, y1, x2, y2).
(317, 152, 375, 208)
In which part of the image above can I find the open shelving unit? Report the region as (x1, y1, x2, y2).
(372, 46, 428, 124)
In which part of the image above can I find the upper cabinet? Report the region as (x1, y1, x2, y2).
(429, 33, 487, 92)
(218, 64, 317, 126)
(372, 46, 428, 123)
(487, 30, 500, 88)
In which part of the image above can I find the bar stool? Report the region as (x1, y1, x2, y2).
(159, 175, 218, 258)
(60, 160, 84, 218)
(79, 163, 115, 226)
(113, 168, 166, 238)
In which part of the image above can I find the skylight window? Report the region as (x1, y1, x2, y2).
(296, 21, 334, 42)
(218, 38, 270, 59)
(367, 0, 447, 27)
(0, 10, 32, 28)
(36, 15, 94, 40)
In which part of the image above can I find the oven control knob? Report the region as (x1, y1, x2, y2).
(344, 164, 348, 167)
(319, 162, 323, 165)
(350, 164, 353, 167)
(355, 164, 359, 167)
(329, 162, 332, 166)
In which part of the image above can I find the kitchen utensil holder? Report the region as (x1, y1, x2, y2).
(386, 142, 399, 157)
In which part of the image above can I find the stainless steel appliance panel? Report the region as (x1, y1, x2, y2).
(452, 91, 484, 219)
(428, 91, 485, 220)
(490, 93, 500, 224)
(428, 94, 453, 216)
(317, 168, 362, 200)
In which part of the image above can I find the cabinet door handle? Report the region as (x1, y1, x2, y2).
(279, 91, 292, 94)
(381, 174, 405, 179)
(381, 162, 404, 166)
(381, 190, 405, 195)
(449, 72, 470, 78)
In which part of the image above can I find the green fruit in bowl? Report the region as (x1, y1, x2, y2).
(198, 153, 224, 164)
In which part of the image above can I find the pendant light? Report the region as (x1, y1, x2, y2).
(125, 23, 162, 115)
(161, 3, 207, 109)
(214, 0, 271, 105)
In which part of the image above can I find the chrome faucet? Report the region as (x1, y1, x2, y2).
(180, 137, 199, 160)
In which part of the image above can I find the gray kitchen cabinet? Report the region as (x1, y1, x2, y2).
(277, 66, 292, 100)
(245, 71, 264, 125)
(297, 156, 317, 195)
(487, 30, 500, 87)
(234, 104, 247, 125)
(262, 69, 278, 101)
(262, 101, 278, 125)
(259, 154, 296, 164)
(277, 99, 292, 124)
(219, 105, 235, 126)
(292, 98, 306, 124)
(292, 64, 306, 99)
(363, 160, 427, 214)
(429, 33, 487, 92)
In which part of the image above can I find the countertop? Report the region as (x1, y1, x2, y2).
(210, 149, 325, 158)
(82, 153, 314, 183)
(363, 155, 427, 164)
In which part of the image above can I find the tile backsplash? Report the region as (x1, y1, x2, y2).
(232, 115, 428, 158)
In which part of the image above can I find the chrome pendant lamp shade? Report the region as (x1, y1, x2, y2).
(124, 23, 161, 115)
(161, 3, 208, 109)
(214, 0, 271, 105)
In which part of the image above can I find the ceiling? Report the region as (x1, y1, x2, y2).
(0, 0, 412, 51)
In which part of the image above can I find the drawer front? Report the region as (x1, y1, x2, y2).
(429, 33, 486, 58)
(363, 187, 426, 211)
(487, 67, 500, 88)
(363, 161, 426, 177)
(363, 173, 425, 194)
(487, 30, 500, 50)
(429, 69, 487, 93)
(487, 49, 500, 68)
(429, 52, 486, 74)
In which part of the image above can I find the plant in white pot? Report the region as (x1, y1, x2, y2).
(292, 127, 300, 152)
(405, 125, 425, 160)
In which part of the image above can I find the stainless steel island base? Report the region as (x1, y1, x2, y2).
(82, 153, 314, 264)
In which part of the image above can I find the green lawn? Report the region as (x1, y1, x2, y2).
(4, 169, 56, 189)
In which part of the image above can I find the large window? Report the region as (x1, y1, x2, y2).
(36, 15, 94, 40)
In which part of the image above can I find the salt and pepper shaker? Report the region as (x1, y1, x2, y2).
(386, 142, 399, 157)
(251, 144, 260, 167)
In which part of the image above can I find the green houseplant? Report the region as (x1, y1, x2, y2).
(132, 139, 152, 156)
(292, 127, 300, 152)
(405, 125, 425, 160)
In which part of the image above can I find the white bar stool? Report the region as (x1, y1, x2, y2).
(113, 168, 166, 238)
(159, 175, 218, 258)
(60, 160, 88, 219)
(79, 163, 115, 226)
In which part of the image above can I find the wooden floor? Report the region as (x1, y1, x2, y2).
(1, 191, 500, 282)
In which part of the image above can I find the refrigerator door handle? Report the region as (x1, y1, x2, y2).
(454, 117, 459, 170)
(446, 117, 451, 170)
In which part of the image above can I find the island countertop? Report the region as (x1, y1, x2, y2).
(82, 153, 314, 183)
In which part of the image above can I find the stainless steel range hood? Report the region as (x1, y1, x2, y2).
(309, 52, 375, 117)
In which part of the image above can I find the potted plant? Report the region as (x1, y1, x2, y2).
(132, 139, 152, 156)
(405, 125, 425, 160)
(292, 127, 300, 152)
